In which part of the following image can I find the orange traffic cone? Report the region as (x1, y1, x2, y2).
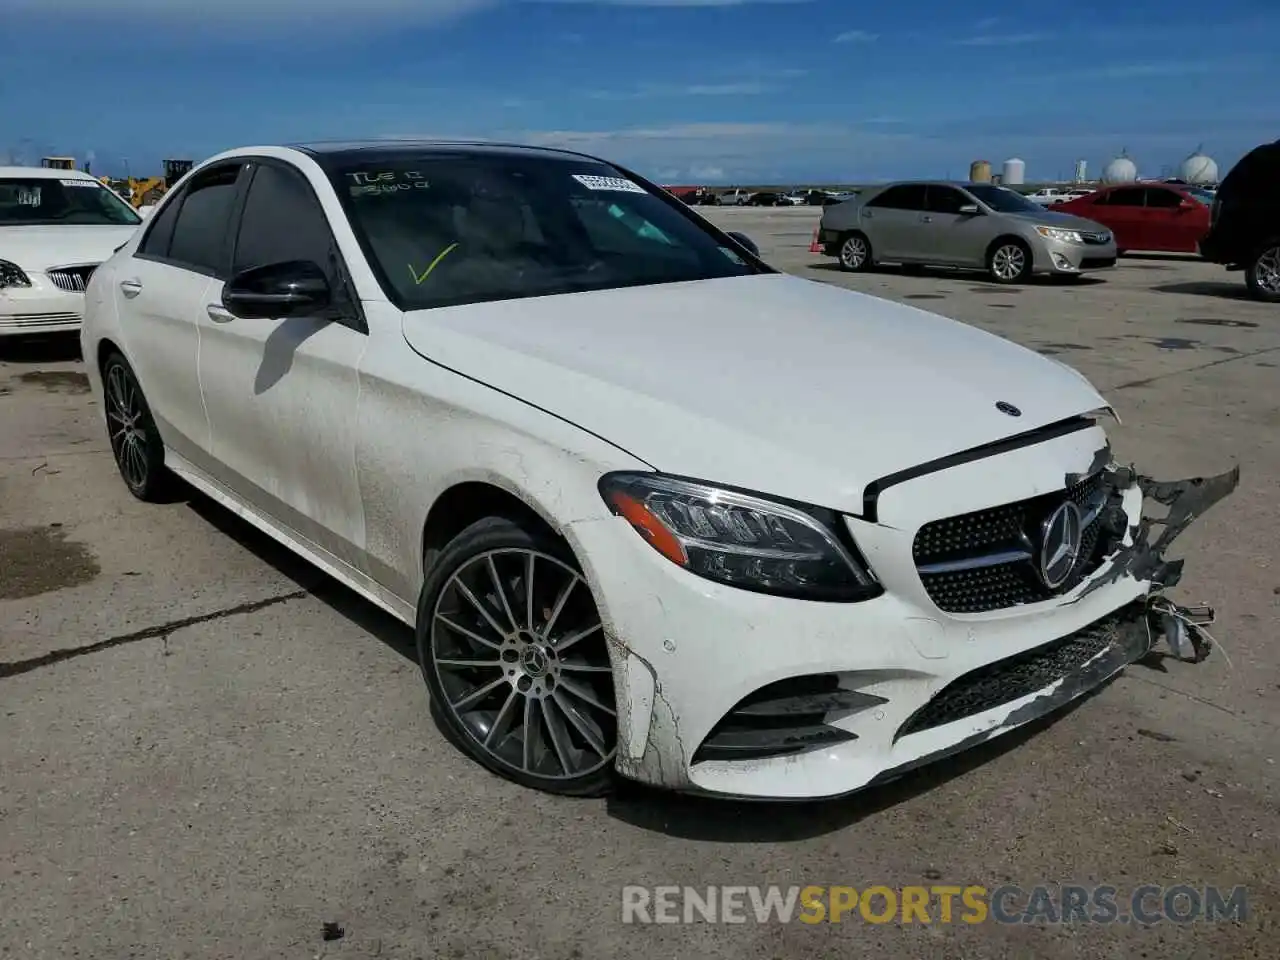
(808, 228, 822, 254)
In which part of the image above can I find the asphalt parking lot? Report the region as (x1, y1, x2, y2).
(2, 205, 1277, 958)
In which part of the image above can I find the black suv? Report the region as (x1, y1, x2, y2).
(1198, 139, 1280, 302)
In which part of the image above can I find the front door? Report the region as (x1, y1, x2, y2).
(196, 158, 368, 571)
(918, 185, 992, 267)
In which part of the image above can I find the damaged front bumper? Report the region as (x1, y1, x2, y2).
(568, 454, 1240, 800)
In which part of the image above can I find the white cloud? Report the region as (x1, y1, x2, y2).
(953, 32, 1049, 46)
(588, 81, 772, 99)
(512, 122, 921, 181)
(833, 29, 877, 43)
(4, 0, 813, 25)
(5, 0, 495, 18)
(527, 0, 813, 5)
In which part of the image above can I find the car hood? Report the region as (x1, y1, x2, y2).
(1009, 209, 1108, 233)
(401, 274, 1109, 515)
(0, 224, 141, 271)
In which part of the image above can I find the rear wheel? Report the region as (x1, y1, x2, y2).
(102, 352, 172, 502)
(1244, 243, 1280, 302)
(987, 239, 1033, 283)
(838, 232, 873, 272)
(416, 517, 618, 796)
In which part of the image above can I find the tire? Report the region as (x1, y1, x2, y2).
(838, 232, 873, 272)
(1244, 243, 1280, 303)
(415, 516, 617, 796)
(1116, 249, 1128, 257)
(101, 351, 172, 502)
(987, 238, 1033, 283)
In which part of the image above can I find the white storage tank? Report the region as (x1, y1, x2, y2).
(1180, 150, 1219, 184)
(1002, 157, 1026, 185)
(1103, 152, 1138, 184)
(1074, 159, 1088, 182)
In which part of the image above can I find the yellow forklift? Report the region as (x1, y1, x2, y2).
(124, 158, 193, 209)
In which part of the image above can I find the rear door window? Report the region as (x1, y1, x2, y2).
(1103, 187, 1146, 207)
(164, 164, 245, 276)
(868, 185, 928, 210)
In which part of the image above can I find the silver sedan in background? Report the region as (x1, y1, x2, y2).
(817, 181, 1118, 283)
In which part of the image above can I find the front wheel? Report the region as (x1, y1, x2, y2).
(1245, 243, 1280, 302)
(988, 239, 1033, 283)
(101, 352, 172, 502)
(416, 517, 618, 796)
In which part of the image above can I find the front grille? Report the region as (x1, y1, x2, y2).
(0, 312, 80, 330)
(914, 472, 1113, 614)
(46, 265, 97, 292)
(895, 604, 1147, 738)
(1080, 231, 1111, 245)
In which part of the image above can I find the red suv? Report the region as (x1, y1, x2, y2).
(1051, 183, 1212, 255)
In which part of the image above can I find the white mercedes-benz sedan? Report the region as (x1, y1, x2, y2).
(0, 166, 142, 337)
(80, 141, 1238, 799)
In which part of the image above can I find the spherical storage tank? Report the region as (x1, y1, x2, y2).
(1180, 151, 1219, 184)
(1002, 157, 1026, 185)
(1103, 154, 1138, 184)
(969, 160, 992, 183)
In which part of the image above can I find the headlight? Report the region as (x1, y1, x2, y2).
(598, 473, 881, 602)
(1035, 226, 1084, 244)
(0, 259, 32, 289)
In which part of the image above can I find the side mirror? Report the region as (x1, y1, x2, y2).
(726, 231, 760, 257)
(958, 203, 980, 215)
(222, 260, 331, 319)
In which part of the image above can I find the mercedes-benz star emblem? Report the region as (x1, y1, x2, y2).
(996, 401, 1022, 417)
(1039, 501, 1084, 589)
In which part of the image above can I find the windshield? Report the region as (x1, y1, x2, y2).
(0, 177, 140, 226)
(964, 184, 1046, 214)
(1188, 188, 1216, 205)
(332, 154, 764, 310)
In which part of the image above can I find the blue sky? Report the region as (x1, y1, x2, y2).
(3, 0, 1277, 184)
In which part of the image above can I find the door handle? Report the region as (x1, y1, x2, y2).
(921, 215, 934, 223)
(206, 304, 234, 323)
(863, 210, 873, 219)
(119, 279, 143, 298)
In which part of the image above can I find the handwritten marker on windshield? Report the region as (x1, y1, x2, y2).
(409, 242, 459, 285)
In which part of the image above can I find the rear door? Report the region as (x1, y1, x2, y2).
(196, 158, 369, 571)
(1091, 187, 1146, 250)
(1138, 187, 1188, 251)
(863, 184, 929, 260)
(115, 161, 248, 461)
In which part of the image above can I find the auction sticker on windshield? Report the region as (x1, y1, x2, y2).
(60, 179, 98, 188)
(572, 174, 647, 194)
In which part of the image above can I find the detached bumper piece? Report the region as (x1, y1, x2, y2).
(693, 674, 887, 763)
(1079, 464, 1241, 599)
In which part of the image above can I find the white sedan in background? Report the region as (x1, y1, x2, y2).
(81, 140, 1236, 799)
(0, 166, 142, 337)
